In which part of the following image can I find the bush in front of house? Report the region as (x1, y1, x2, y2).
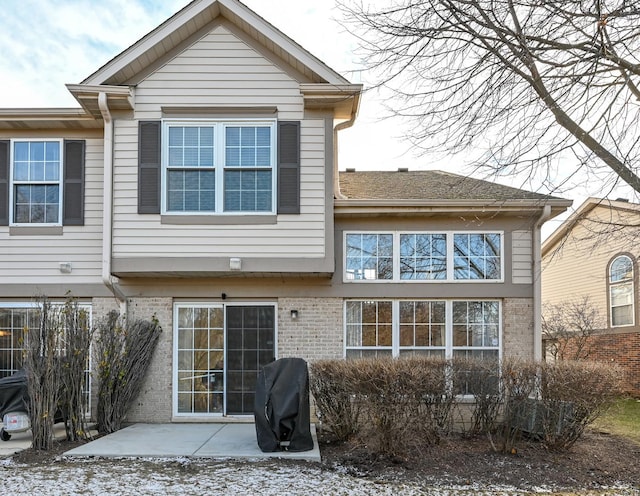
(309, 357, 623, 457)
(94, 311, 162, 434)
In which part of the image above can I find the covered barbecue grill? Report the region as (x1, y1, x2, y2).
(254, 357, 314, 452)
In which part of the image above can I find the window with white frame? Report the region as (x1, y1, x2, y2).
(0, 303, 92, 412)
(609, 255, 634, 327)
(345, 300, 500, 359)
(11, 140, 62, 224)
(163, 121, 275, 214)
(344, 232, 503, 282)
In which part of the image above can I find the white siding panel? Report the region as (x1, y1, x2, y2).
(512, 230, 533, 284)
(0, 138, 104, 285)
(110, 24, 328, 261)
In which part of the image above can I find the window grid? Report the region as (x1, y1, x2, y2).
(609, 255, 635, 327)
(176, 305, 225, 415)
(345, 233, 394, 280)
(345, 300, 501, 359)
(0, 304, 92, 413)
(344, 231, 503, 282)
(163, 121, 275, 215)
(400, 233, 447, 280)
(11, 140, 62, 225)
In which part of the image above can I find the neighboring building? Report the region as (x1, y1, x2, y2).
(542, 197, 640, 395)
(0, 0, 570, 421)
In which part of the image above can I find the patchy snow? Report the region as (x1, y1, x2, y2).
(0, 457, 638, 495)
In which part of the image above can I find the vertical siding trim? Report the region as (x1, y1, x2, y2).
(0, 140, 8, 225)
(138, 121, 161, 214)
(63, 140, 86, 226)
(277, 121, 300, 214)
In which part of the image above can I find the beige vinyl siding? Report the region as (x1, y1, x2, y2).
(512, 230, 533, 284)
(0, 138, 104, 285)
(541, 204, 633, 311)
(133, 23, 304, 120)
(111, 24, 327, 259)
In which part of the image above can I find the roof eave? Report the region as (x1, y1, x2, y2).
(335, 198, 572, 217)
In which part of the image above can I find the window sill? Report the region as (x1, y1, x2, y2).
(9, 226, 63, 236)
(161, 214, 277, 225)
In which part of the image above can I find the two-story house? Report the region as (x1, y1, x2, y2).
(0, 0, 570, 422)
(542, 197, 640, 395)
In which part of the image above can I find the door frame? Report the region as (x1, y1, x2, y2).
(172, 301, 278, 418)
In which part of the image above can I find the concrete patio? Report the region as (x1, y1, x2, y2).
(1, 422, 320, 462)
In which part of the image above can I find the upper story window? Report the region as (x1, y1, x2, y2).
(163, 121, 275, 214)
(344, 231, 503, 282)
(11, 140, 62, 225)
(609, 254, 634, 327)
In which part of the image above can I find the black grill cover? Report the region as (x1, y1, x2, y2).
(254, 357, 313, 452)
(0, 369, 28, 417)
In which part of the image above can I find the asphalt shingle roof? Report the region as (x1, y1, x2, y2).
(338, 170, 557, 201)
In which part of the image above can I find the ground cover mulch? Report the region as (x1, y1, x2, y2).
(318, 428, 640, 492)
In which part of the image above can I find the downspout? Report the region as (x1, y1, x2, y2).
(333, 107, 358, 200)
(533, 205, 552, 361)
(98, 92, 127, 314)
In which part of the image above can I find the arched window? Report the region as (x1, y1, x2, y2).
(609, 255, 634, 327)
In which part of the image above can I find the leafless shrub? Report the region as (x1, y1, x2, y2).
(538, 360, 624, 450)
(311, 356, 454, 456)
(451, 358, 501, 436)
(492, 359, 539, 453)
(59, 298, 93, 442)
(309, 360, 361, 442)
(542, 297, 603, 361)
(94, 311, 162, 434)
(23, 298, 63, 450)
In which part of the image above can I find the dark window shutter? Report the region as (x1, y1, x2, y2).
(277, 121, 300, 214)
(138, 121, 161, 214)
(0, 140, 10, 226)
(63, 140, 85, 226)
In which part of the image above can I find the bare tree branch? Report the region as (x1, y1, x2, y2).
(339, 0, 640, 195)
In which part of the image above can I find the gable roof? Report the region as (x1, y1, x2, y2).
(82, 0, 351, 87)
(542, 197, 640, 256)
(336, 170, 571, 217)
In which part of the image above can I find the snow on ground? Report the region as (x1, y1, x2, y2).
(1, 457, 637, 496)
(0, 456, 524, 495)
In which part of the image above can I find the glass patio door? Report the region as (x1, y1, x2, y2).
(175, 304, 275, 416)
(225, 305, 275, 415)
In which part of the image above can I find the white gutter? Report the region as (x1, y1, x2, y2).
(533, 205, 552, 361)
(98, 92, 127, 313)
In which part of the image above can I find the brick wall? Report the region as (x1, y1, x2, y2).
(124, 297, 174, 423)
(560, 331, 640, 396)
(277, 297, 344, 361)
(502, 298, 535, 360)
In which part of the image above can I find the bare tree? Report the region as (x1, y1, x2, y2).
(339, 1, 640, 195)
(542, 296, 603, 360)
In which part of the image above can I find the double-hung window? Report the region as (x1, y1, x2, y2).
(345, 299, 500, 360)
(11, 140, 62, 224)
(163, 121, 275, 214)
(344, 231, 503, 282)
